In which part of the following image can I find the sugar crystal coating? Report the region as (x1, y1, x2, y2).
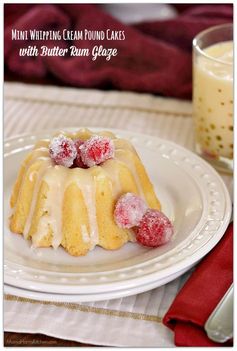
(114, 193, 148, 229)
(135, 209, 173, 247)
(49, 134, 77, 168)
(80, 135, 115, 167)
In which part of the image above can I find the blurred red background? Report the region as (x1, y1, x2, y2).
(4, 3, 233, 99)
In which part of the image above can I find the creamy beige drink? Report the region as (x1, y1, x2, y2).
(193, 40, 233, 161)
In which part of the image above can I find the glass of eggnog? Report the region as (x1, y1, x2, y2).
(193, 24, 233, 173)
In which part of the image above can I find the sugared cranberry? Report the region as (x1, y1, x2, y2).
(79, 135, 115, 167)
(135, 209, 174, 247)
(73, 139, 87, 168)
(49, 134, 77, 167)
(114, 193, 148, 229)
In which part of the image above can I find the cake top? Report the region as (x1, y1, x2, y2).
(48, 129, 115, 169)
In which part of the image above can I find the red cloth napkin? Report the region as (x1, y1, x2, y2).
(163, 222, 233, 346)
(4, 4, 233, 99)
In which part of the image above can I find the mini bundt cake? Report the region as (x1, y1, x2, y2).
(9, 128, 162, 256)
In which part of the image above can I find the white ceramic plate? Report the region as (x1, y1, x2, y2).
(4, 264, 193, 302)
(4, 128, 231, 301)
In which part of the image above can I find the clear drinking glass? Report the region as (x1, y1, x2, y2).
(193, 24, 233, 173)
